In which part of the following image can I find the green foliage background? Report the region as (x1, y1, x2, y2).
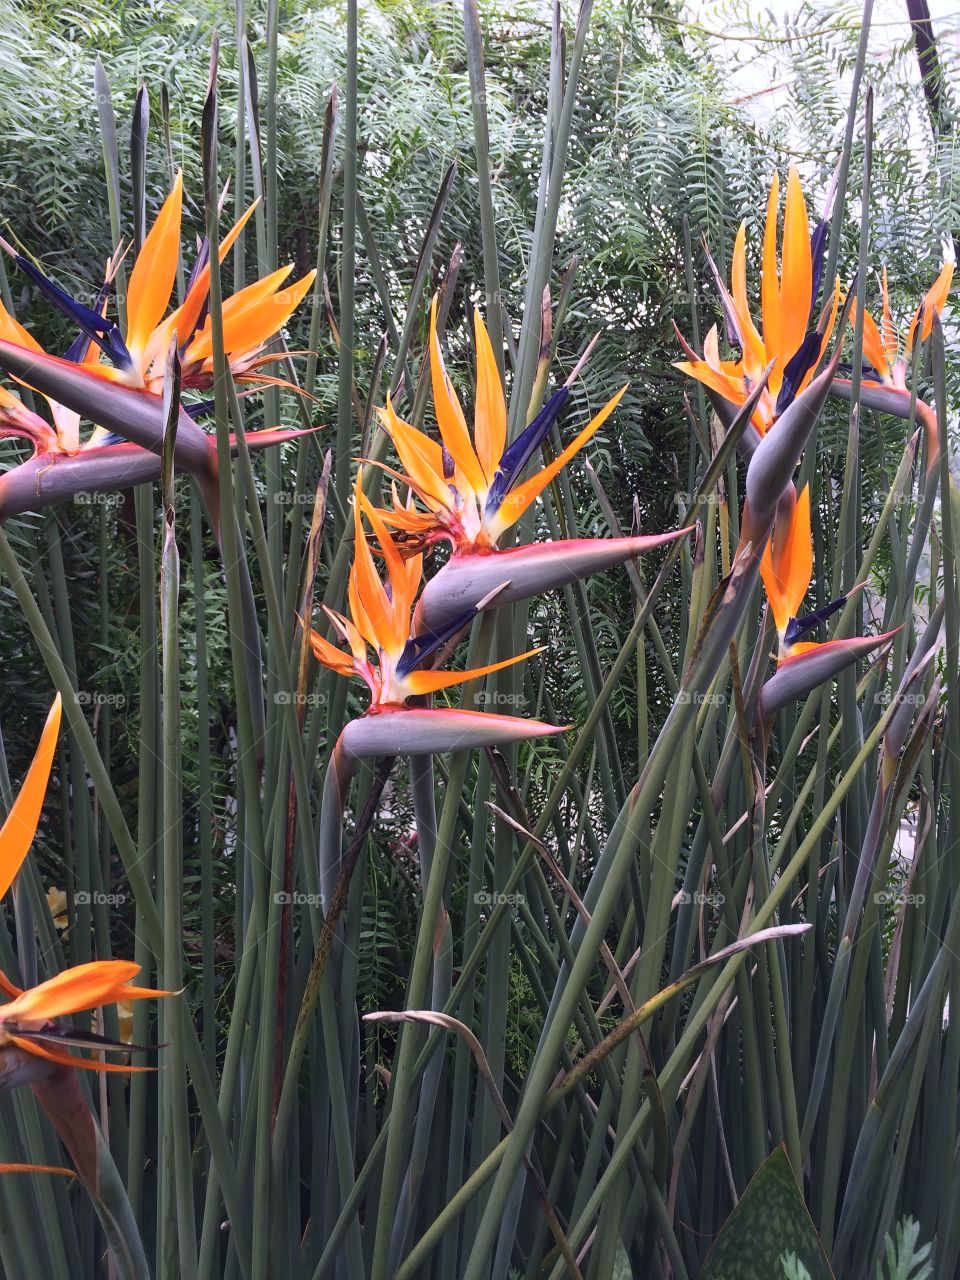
(0, 5, 956, 1271)
(1, 0, 957, 1045)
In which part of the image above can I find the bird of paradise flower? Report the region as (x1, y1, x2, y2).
(675, 166, 840, 446)
(756, 488, 897, 724)
(372, 298, 690, 633)
(0, 696, 167, 1075)
(833, 258, 954, 469)
(0, 695, 168, 1277)
(308, 471, 568, 912)
(0, 176, 316, 523)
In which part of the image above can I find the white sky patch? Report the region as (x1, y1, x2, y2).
(681, 1, 960, 127)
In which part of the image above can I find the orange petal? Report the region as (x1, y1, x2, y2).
(205, 263, 291, 330)
(674, 360, 748, 409)
(366, 453, 447, 518)
(703, 325, 721, 368)
(308, 628, 356, 676)
(145, 199, 261, 372)
(430, 298, 485, 495)
(853, 302, 889, 380)
(0, 305, 57, 414)
(0, 300, 42, 355)
(0, 960, 142, 1024)
(350, 483, 396, 654)
(761, 172, 783, 395)
(761, 486, 812, 632)
(321, 606, 369, 668)
(702, 327, 746, 379)
(403, 647, 546, 695)
(779, 166, 812, 361)
(730, 224, 766, 381)
(184, 265, 310, 365)
(778, 640, 822, 661)
(0, 696, 61, 899)
(760, 553, 785, 632)
(222, 269, 316, 359)
(347, 559, 377, 651)
(8, 1035, 156, 1074)
(358, 490, 421, 642)
(489, 386, 626, 536)
(377, 400, 452, 512)
(907, 260, 954, 353)
(780, 487, 813, 619)
(111, 982, 175, 1002)
(372, 499, 436, 535)
(358, 489, 410, 599)
(472, 310, 507, 486)
(880, 267, 896, 363)
(126, 174, 183, 359)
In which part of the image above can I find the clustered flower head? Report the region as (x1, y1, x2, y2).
(675, 165, 840, 438)
(374, 298, 625, 553)
(0, 174, 314, 404)
(308, 299, 691, 756)
(309, 472, 543, 709)
(759, 484, 849, 661)
(0, 176, 317, 524)
(852, 260, 954, 389)
(675, 166, 942, 701)
(0, 697, 166, 1081)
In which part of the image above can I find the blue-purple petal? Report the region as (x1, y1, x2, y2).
(485, 386, 569, 516)
(10, 252, 131, 370)
(396, 603, 481, 675)
(776, 330, 824, 416)
(784, 595, 847, 647)
(809, 219, 829, 315)
(63, 281, 114, 365)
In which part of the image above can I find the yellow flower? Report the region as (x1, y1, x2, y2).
(45, 887, 68, 932)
